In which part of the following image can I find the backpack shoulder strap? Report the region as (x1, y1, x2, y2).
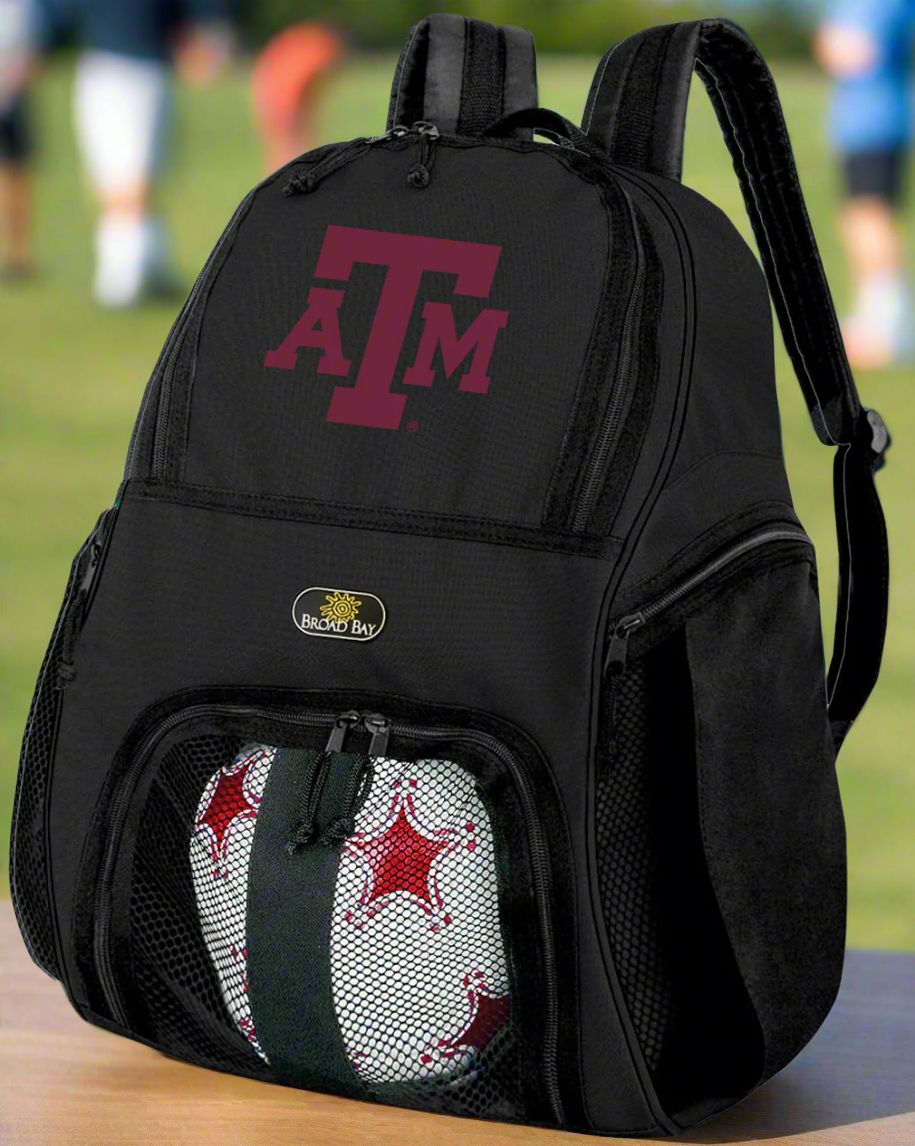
(387, 13, 537, 138)
(583, 18, 889, 751)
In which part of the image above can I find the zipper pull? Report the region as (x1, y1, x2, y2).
(287, 733, 376, 853)
(325, 710, 361, 753)
(57, 508, 116, 690)
(407, 121, 440, 188)
(284, 138, 373, 196)
(601, 613, 644, 775)
(321, 756, 375, 847)
(363, 713, 390, 758)
(604, 613, 645, 676)
(286, 751, 330, 852)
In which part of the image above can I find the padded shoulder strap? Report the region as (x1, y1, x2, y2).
(387, 13, 537, 138)
(583, 19, 889, 751)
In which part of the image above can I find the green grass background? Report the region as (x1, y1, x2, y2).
(2, 58, 912, 948)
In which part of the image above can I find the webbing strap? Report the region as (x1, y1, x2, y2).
(583, 19, 889, 749)
(387, 13, 537, 138)
(246, 750, 367, 1095)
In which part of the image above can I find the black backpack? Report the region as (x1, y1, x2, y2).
(11, 14, 889, 1136)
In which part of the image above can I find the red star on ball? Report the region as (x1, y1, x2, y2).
(345, 776, 471, 925)
(195, 754, 260, 874)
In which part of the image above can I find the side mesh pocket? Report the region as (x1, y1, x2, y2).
(594, 555, 840, 1127)
(9, 562, 79, 979)
(594, 635, 763, 1125)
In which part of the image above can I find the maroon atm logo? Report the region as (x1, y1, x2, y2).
(263, 225, 508, 430)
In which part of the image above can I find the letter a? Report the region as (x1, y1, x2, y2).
(264, 287, 351, 375)
(403, 302, 509, 393)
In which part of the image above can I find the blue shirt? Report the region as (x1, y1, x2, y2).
(825, 0, 915, 150)
(39, 0, 232, 62)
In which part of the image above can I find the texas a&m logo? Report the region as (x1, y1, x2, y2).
(263, 225, 508, 430)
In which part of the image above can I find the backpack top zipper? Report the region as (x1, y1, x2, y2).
(283, 123, 440, 196)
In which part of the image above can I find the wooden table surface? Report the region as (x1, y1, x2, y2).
(2, 902, 913, 1145)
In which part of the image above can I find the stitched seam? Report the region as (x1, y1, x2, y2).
(390, 21, 421, 126)
(125, 485, 617, 559)
(582, 41, 621, 136)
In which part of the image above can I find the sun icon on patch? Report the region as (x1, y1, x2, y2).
(321, 591, 362, 623)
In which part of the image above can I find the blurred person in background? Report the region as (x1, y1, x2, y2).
(51, 0, 236, 307)
(0, 0, 43, 278)
(251, 23, 344, 174)
(817, 0, 915, 369)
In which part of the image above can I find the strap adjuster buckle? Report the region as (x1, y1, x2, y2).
(860, 407, 890, 471)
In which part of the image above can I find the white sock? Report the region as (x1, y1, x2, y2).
(849, 272, 915, 359)
(94, 212, 147, 307)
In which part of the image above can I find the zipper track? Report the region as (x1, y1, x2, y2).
(147, 191, 257, 480)
(570, 190, 646, 533)
(605, 527, 814, 669)
(92, 705, 564, 1124)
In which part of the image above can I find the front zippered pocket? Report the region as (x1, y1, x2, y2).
(85, 699, 564, 1125)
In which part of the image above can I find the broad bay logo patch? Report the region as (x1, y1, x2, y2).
(292, 587, 386, 642)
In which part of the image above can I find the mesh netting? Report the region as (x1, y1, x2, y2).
(9, 567, 76, 980)
(594, 661, 676, 1072)
(328, 756, 511, 1088)
(124, 733, 275, 1082)
(115, 732, 526, 1119)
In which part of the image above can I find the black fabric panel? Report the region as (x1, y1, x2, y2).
(387, 15, 535, 139)
(686, 560, 845, 1080)
(422, 14, 466, 136)
(583, 24, 696, 183)
(387, 19, 432, 131)
(502, 26, 538, 137)
(247, 749, 366, 1096)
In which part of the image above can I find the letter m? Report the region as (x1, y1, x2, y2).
(403, 302, 509, 394)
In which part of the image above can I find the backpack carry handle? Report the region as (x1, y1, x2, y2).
(483, 106, 605, 159)
(387, 13, 537, 138)
(582, 19, 889, 750)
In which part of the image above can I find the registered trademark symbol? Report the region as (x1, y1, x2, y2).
(406, 420, 419, 433)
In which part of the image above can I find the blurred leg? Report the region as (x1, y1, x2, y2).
(251, 25, 343, 174)
(839, 150, 911, 369)
(0, 165, 32, 272)
(73, 50, 174, 307)
(0, 93, 35, 275)
(817, 10, 914, 368)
